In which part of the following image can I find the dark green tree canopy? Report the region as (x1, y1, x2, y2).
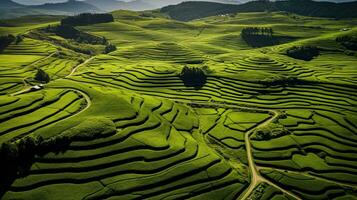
(34, 69, 51, 83)
(104, 43, 117, 54)
(179, 66, 207, 89)
(0, 34, 15, 53)
(286, 46, 319, 61)
(61, 13, 114, 26)
(241, 27, 277, 47)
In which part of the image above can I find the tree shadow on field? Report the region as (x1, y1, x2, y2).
(0, 135, 71, 198)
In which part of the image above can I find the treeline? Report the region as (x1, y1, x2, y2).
(241, 27, 278, 47)
(44, 25, 107, 45)
(29, 30, 98, 55)
(61, 13, 114, 26)
(179, 66, 207, 89)
(259, 76, 306, 87)
(0, 35, 15, 52)
(336, 35, 357, 51)
(0, 34, 23, 52)
(286, 46, 319, 61)
(37, 13, 117, 55)
(242, 27, 274, 37)
(42, 25, 116, 54)
(0, 116, 116, 194)
(0, 135, 71, 196)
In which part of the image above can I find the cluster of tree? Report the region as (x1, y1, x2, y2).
(241, 27, 277, 47)
(42, 25, 117, 55)
(260, 76, 305, 87)
(0, 34, 24, 53)
(14, 35, 23, 44)
(253, 123, 289, 141)
(34, 69, 51, 83)
(0, 34, 15, 52)
(336, 35, 357, 51)
(241, 27, 274, 37)
(179, 66, 207, 89)
(0, 135, 71, 195)
(29, 30, 98, 55)
(44, 25, 107, 45)
(61, 13, 114, 26)
(286, 46, 319, 61)
(104, 43, 117, 54)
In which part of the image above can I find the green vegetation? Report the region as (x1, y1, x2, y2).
(261, 169, 357, 200)
(61, 13, 114, 26)
(0, 34, 15, 52)
(286, 46, 319, 61)
(241, 27, 277, 47)
(104, 43, 117, 54)
(252, 123, 290, 141)
(179, 66, 207, 88)
(336, 35, 357, 51)
(44, 25, 108, 45)
(34, 69, 50, 83)
(62, 117, 116, 141)
(0, 6, 357, 200)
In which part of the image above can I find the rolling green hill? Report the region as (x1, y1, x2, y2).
(0, 7, 357, 200)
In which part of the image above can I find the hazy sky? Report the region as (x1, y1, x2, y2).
(13, 0, 356, 5)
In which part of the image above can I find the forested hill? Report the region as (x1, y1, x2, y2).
(161, 0, 357, 21)
(30, 0, 101, 14)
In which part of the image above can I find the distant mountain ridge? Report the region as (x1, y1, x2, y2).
(0, 0, 243, 19)
(161, 0, 357, 21)
(1, 0, 357, 20)
(83, 0, 243, 12)
(31, 0, 102, 14)
(0, 0, 104, 19)
(0, 0, 24, 7)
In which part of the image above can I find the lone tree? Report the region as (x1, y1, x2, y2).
(286, 46, 319, 61)
(179, 66, 207, 89)
(34, 69, 51, 83)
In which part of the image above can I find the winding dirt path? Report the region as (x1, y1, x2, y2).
(238, 109, 301, 200)
(170, 100, 302, 200)
(66, 56, 95, 78)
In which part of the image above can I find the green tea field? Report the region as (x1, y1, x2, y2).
(0, 7, 357, 200)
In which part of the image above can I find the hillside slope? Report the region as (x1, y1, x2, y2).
(0, 10, 357, 200)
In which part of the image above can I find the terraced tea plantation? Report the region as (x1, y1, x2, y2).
(0, 10, 357, 200)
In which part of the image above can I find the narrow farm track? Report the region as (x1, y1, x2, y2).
(242, 118, 303, 200)
(164, 99, 302, 200)
(66, 57, 95, 78)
